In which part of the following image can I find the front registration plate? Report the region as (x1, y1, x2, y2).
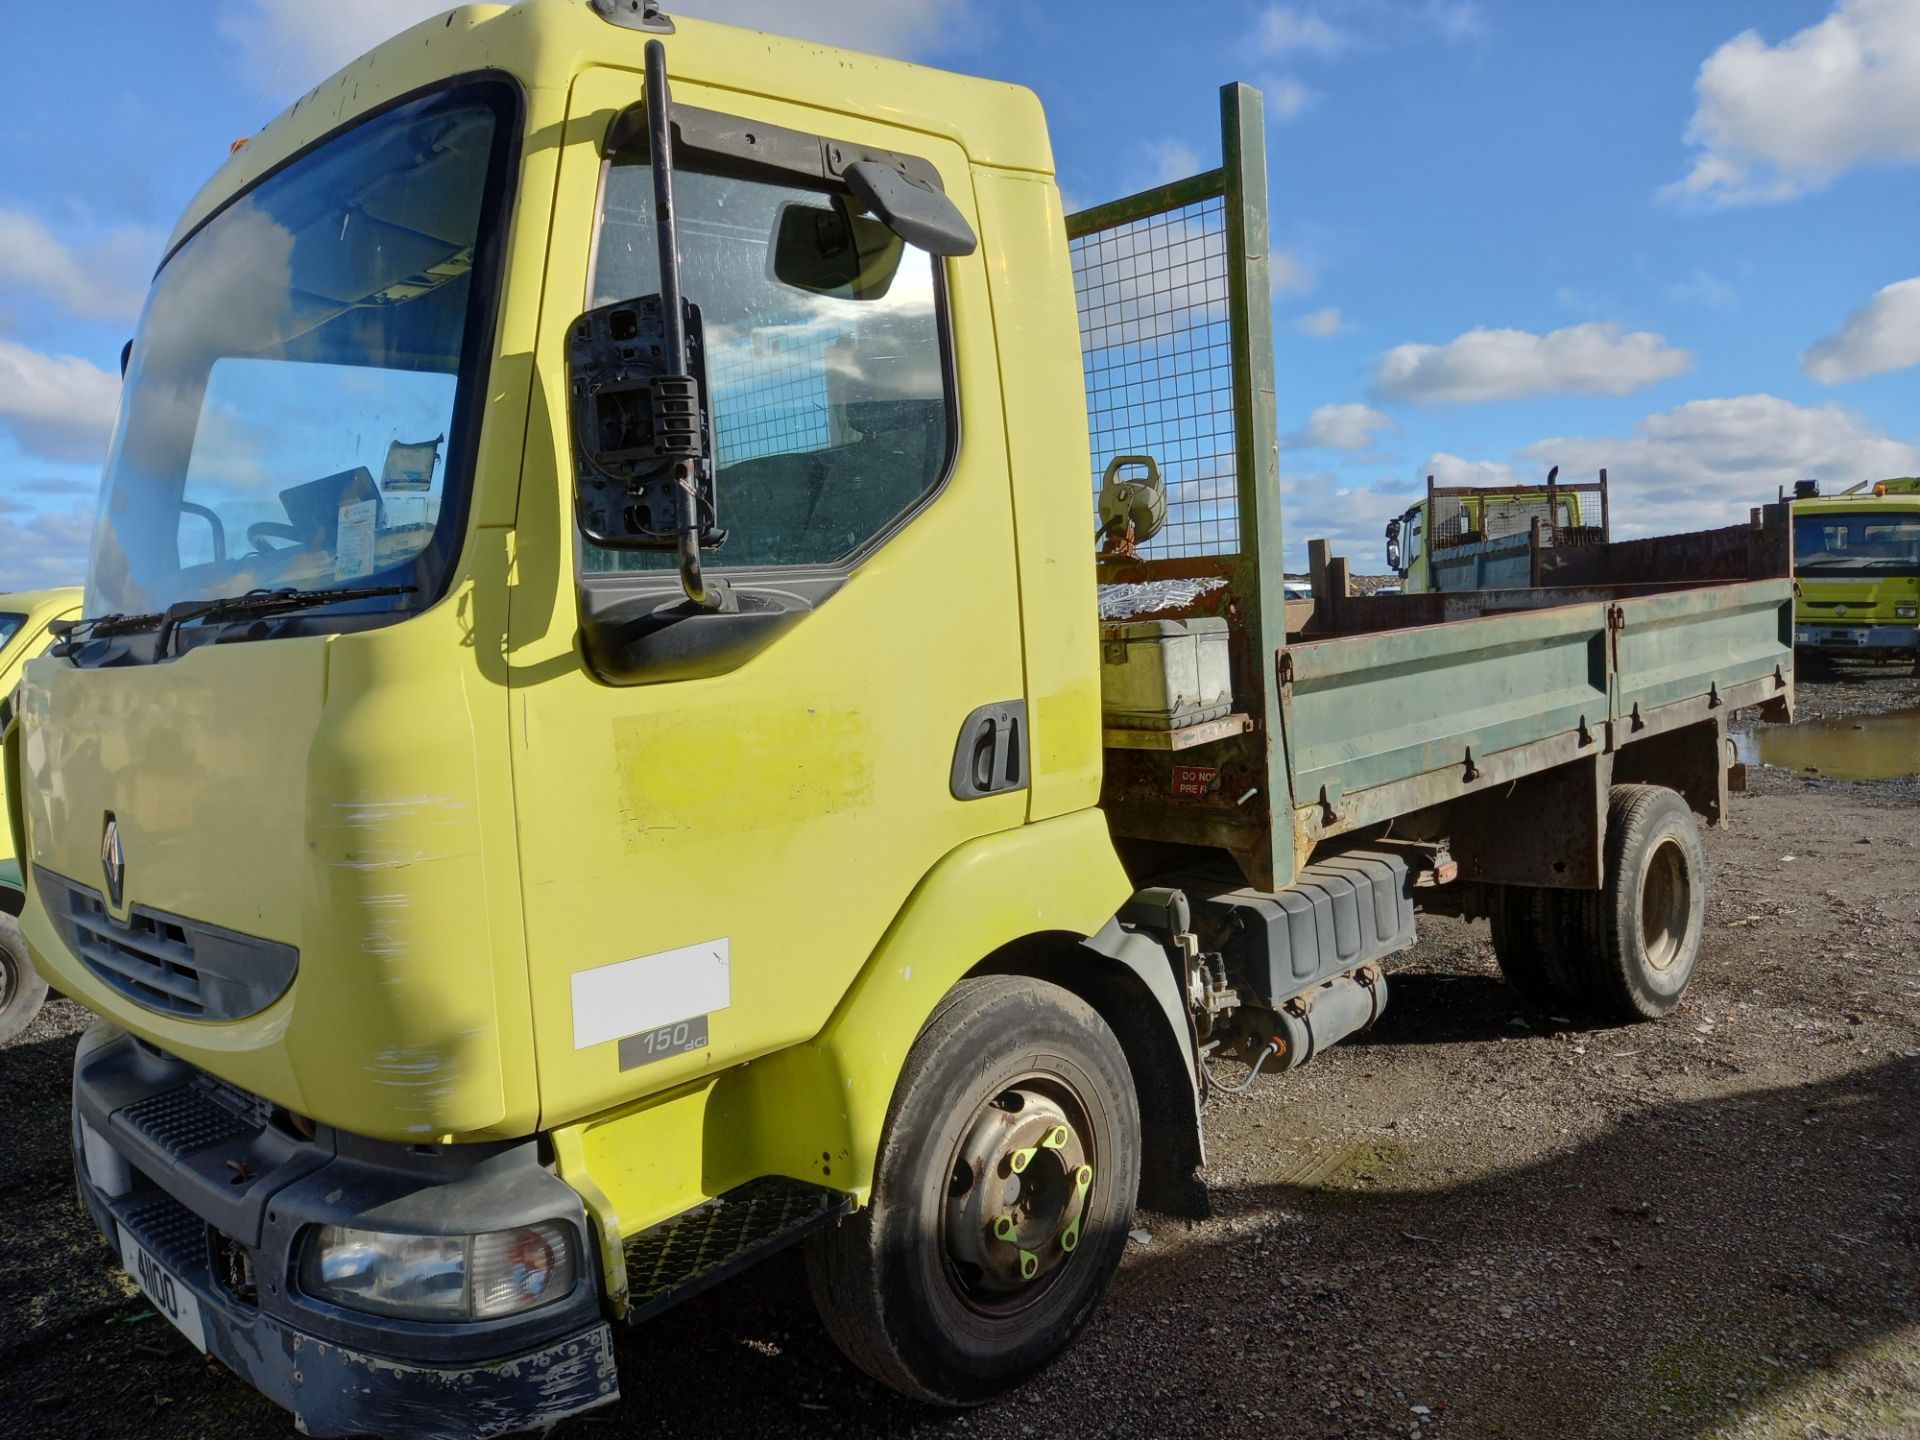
(119, 1224, 207, 1352)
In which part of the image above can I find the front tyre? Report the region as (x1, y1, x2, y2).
(805, 975, 1141, 1405)
(0, 911, 50, 1046)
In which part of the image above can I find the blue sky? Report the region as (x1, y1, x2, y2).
(3, 0, 1919, 584)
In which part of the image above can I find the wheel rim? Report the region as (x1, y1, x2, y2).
(942, 1074, 1097, 1313)
(1640, 837, 1692, 971)
(0, 946, 16, 1015)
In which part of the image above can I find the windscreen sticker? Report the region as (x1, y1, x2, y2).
(335, 499, 377, 579)
(380, 495, 429, 530)
(571, 938, 731, 1050)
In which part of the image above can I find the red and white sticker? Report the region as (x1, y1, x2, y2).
(1171, 765, 1219, 798)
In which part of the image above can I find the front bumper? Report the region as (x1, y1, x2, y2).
(71, 1022, 619, 1440)
(1795, 622, 1920, 653)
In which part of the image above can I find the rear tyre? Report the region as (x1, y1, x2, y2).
(1487, 885, 1585, 1010)
(1570, 785, 1708, 1022)
(0, 911, 49, 1046)
(805, 975, 1141, 1405)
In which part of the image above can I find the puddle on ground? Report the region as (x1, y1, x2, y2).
(1734, 705, 1920, 781)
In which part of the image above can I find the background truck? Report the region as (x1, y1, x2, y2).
(7, 6, 1793, 1436)
(0, 587, 80, 1042)
(1386, 467, 1609, 593)
(1784, 477, 1920, 672)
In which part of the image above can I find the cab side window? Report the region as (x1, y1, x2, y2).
(586, 162, 954, 571)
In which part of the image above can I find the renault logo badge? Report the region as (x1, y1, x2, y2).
(101, 813, 125, 907)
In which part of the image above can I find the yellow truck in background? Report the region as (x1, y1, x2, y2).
(1386, 467, 1609, 594)
(6, 5, 1794, 1435)
(0, 587, 81, 1042)
(1786, 477, 1920, 672)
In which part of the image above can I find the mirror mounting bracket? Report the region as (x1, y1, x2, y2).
(566, 294, 724, 556)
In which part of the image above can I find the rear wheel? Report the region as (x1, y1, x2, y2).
(1488, 884, 1585, 1010)
(1572, 785, 1708, 1022)
(805, 975, 1141, 1405)
(0, 911, 49, 1046)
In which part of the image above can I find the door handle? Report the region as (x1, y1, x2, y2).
(950, 700, 1028, 800)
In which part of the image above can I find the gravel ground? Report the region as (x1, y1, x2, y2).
(2, 669, 1916, 1440)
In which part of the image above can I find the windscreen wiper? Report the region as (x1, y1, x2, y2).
(155, 584, 416, 654)
(49, 610, 166, 649)
(53, 585, 415, 659)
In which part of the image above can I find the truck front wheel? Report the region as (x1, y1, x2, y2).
(805, 974, 1142, 1405)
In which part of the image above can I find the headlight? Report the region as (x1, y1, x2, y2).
(300, 1221, 577, 1321)
(1896, 604, 1917, 620)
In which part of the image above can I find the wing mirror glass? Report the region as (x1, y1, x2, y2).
(772, 197, 905, 299)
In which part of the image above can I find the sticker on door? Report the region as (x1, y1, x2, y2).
(571, 938, 731, 1050)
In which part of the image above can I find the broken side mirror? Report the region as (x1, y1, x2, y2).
(772, 196, 905, 299)
(565, 293, 724, 554)
(842, 160, 977, 258)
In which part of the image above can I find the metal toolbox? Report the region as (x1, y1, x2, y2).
(1099, 617, 1232, 730)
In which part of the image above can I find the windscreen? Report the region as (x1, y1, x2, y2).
(0, 613, 24, 655)
(1794, 511, 1920, 575)
(87, 85, 511, 620)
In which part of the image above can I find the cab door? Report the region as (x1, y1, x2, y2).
(508, 67, 1029, 1126)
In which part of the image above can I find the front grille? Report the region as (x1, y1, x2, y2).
(36, 867, 298, 1021)
(66, 889, 205, 1014)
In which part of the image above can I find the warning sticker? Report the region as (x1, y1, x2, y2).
(335, 499, 377, 579)
(1171, 765, 1219, 798)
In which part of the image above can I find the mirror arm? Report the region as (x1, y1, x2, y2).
(645, 38, 725, 613)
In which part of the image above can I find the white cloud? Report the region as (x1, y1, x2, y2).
(0, 339, 120, 464)
(0, 211, 159, 323)
(1256, 6, 1349, 58)
(219, 0, 452, 94)
(1667, 269, 1735, 310)
(1422, 452, 1519, 489)
(0, 495, 94, 590)
(1297, 306, 1345, 338)
(1281, 470, 1420, 572)
(1802, 276, 1920, 385)
(1374, 322, 1692, 404)
(1272, 251, 1314, 295)
(1289, 402, 1394, 451)
(1142, 140, 1203, 187)
(222, 0, 967, 98)
(1264, 76, 1314, 122)
(1668, 0, 1920, 205)
(1419, 0, 1484, 41)
(1521, 394, 1920, 535)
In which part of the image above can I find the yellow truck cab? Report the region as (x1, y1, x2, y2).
(0, 587, 81, 1042)
(6, 5, 1793, 1435)
(1386, 468, 1608, 594)
(1787, 478, 1920, 670)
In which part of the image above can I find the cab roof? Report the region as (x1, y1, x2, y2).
(1796, 479, 1920, 513)
(0, 587, 83, 618)
(165, 0, 1054, 258)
